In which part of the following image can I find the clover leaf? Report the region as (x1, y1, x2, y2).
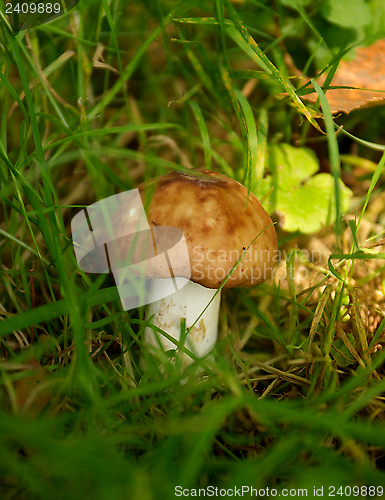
(321, 0, 373, 29)
(331, 334, 356, 367)
(256, 143, 353, 234)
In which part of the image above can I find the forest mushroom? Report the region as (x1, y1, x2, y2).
(113, 169, 278, 366)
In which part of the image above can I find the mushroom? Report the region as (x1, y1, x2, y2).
(122, 169, 278, 366)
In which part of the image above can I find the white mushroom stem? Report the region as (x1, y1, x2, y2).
(144, 278, 221, 365)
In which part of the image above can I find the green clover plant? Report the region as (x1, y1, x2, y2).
(257, 143, 353, 234)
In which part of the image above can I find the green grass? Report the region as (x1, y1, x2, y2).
(1, 0, 385, 498)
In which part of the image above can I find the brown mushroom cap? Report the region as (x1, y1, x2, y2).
(113, 169, 278, 289)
